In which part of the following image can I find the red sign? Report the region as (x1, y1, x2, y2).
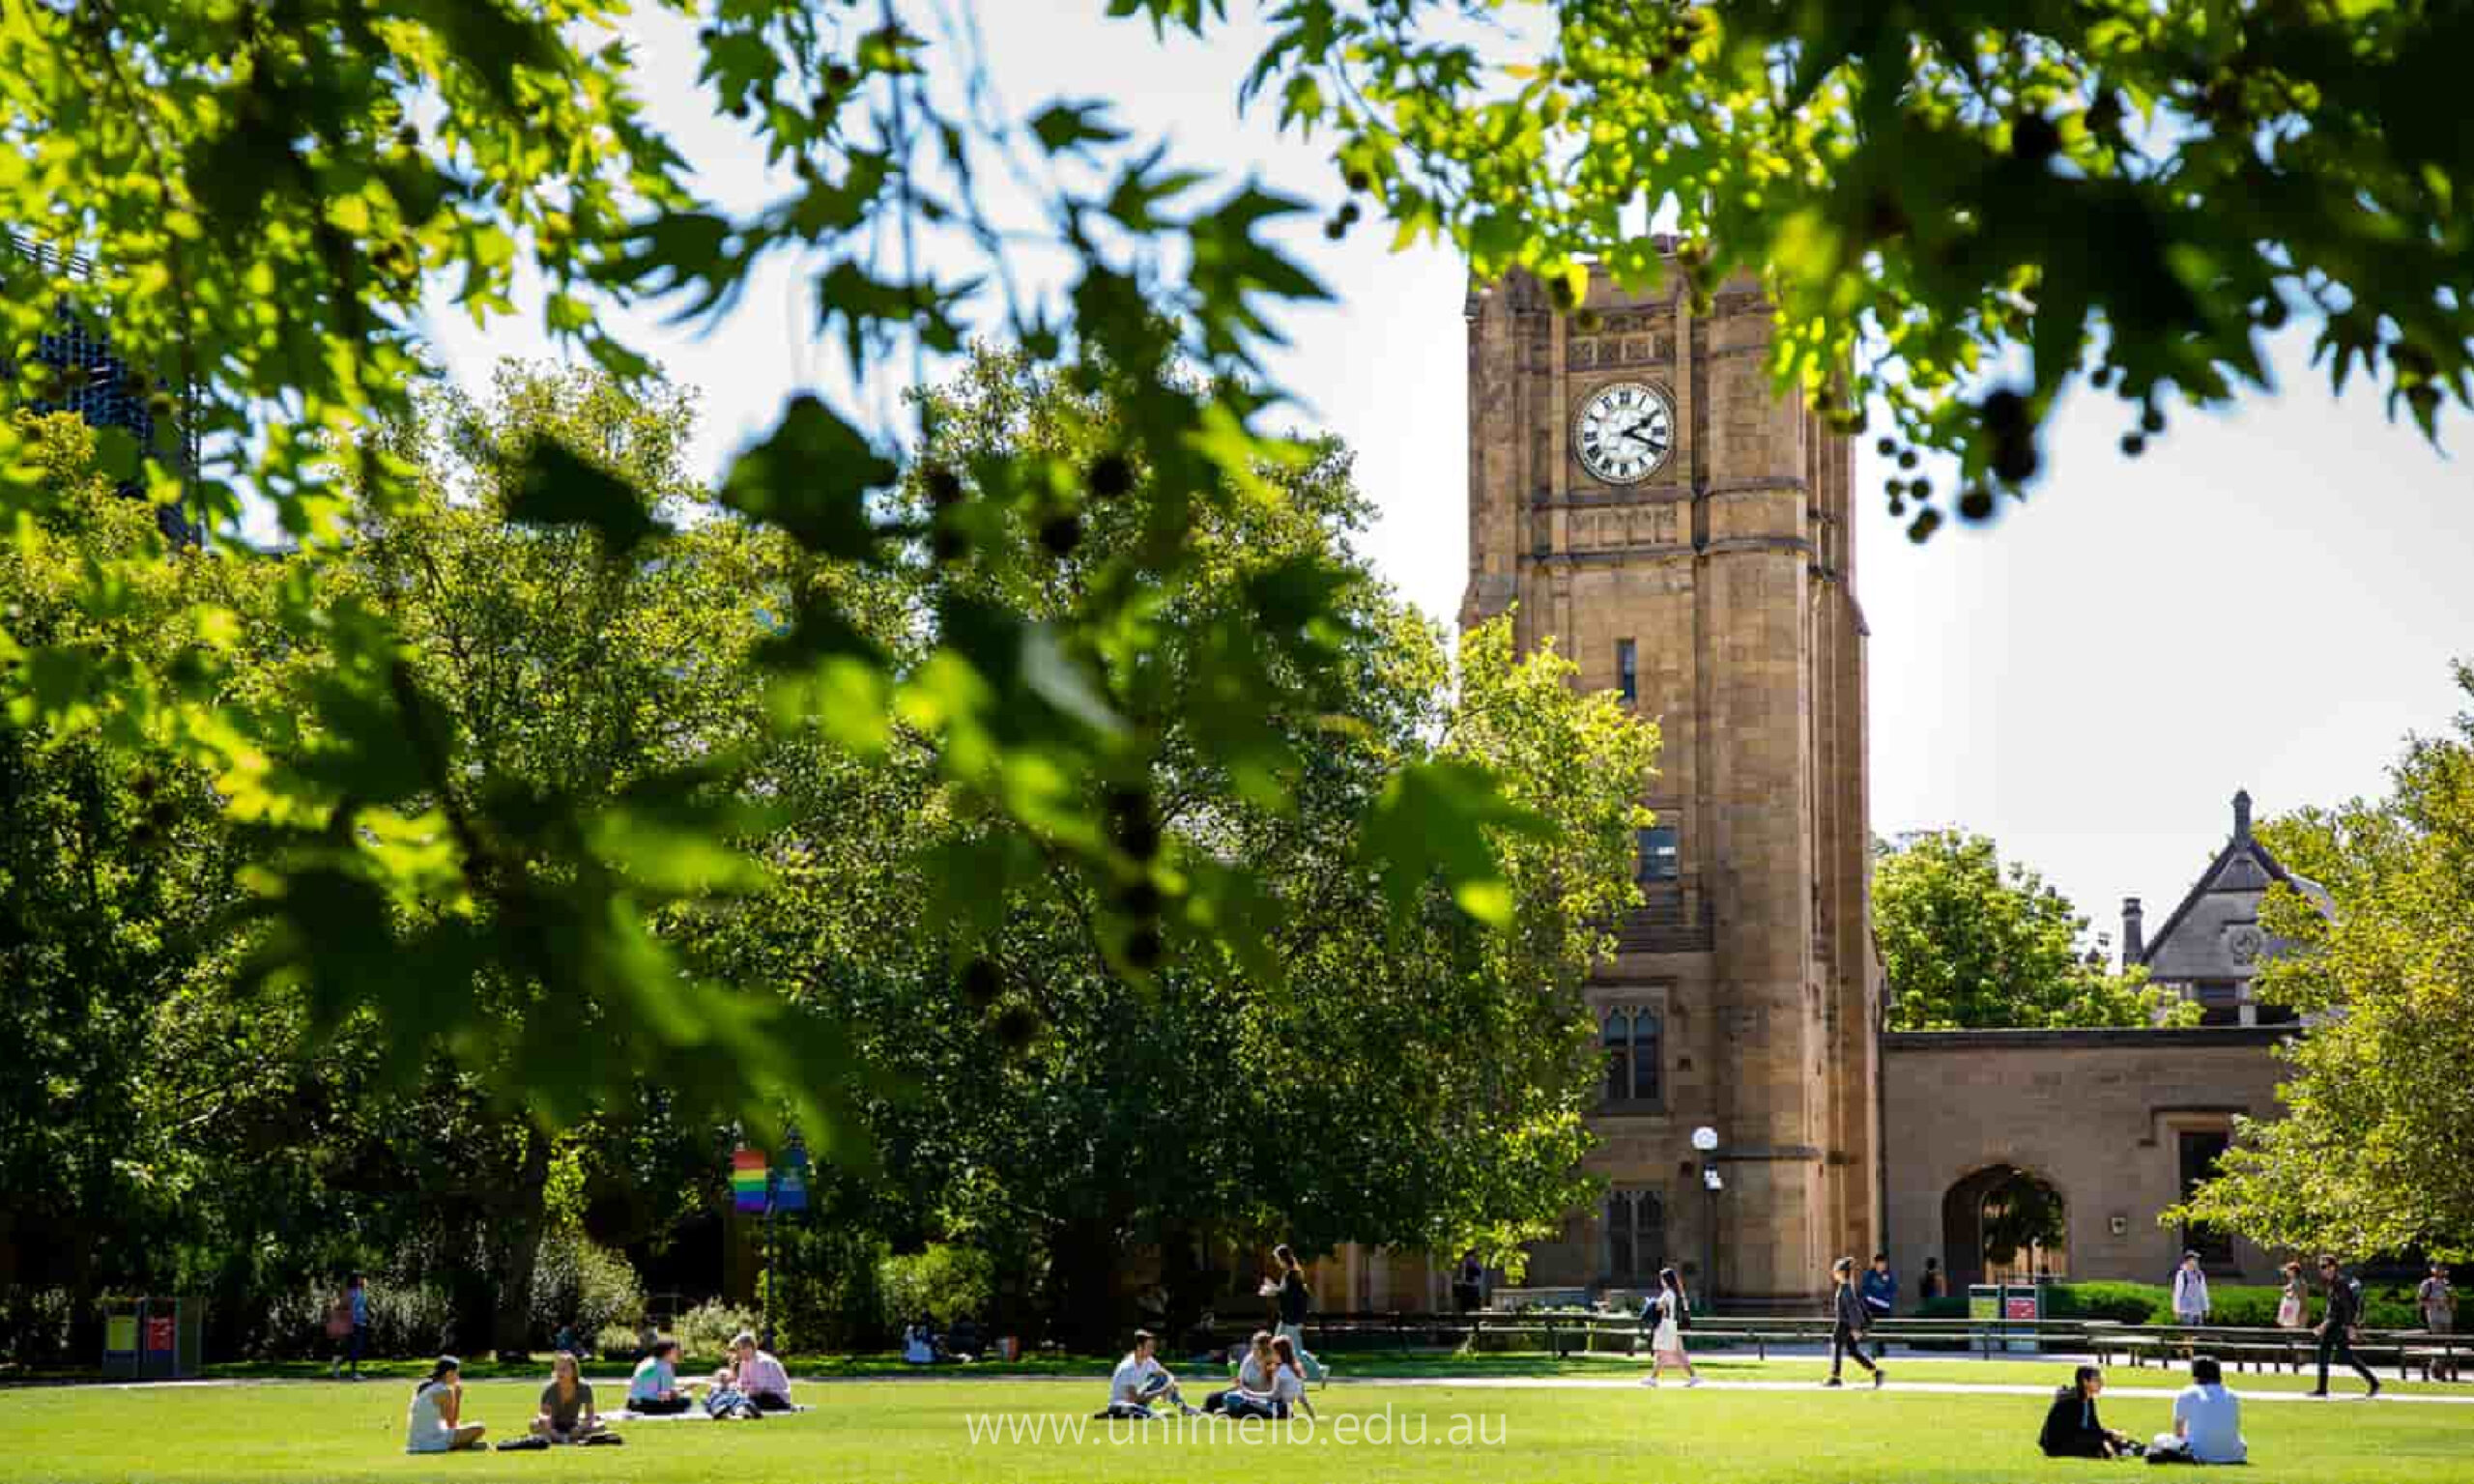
(146, 1316, 175, 1354)
(2005, 1297, 2038, 1321)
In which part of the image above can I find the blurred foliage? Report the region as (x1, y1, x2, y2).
(0, 0, 1569, 1147)
(1235, 0, 2474, 536)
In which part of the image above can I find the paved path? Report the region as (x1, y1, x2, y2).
(1331, 1375, 2471, 1406)
(34, 1374, 2472, 1406)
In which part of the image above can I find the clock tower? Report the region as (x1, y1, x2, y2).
(1462, 248, 1882, 1306)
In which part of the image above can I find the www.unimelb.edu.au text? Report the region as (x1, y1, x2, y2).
(964, 1406, 1508, 1447)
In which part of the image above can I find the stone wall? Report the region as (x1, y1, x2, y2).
(1880, 1029, 2289, 1294)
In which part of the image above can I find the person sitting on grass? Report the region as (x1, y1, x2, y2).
(626, 1339, 695, 1414)
(1267, 1334, 1318, 1421)
(405, 1356, 487, 1454)
(2148, 1355, 2246, 1466)
(2039, 1365, 2139, 1460)
(1099, 1328, 1199, 1419)
(1204, 1332, 1276, 1415)
(719, 1330, 795, 1411)
(531, 1352, 605, 1443)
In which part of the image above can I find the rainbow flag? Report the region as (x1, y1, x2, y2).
(732, 1148, 768, 1213)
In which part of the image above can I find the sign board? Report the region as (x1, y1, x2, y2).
(773, 1144, 809, 1213)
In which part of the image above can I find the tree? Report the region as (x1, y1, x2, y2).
(1873, 829, 2191, 1029)
(2173, 662, 2474, 1261)
(1244, 0, 2474, 533)
(674, 346, 1656, 1345)
(14, 0, 2447, 1152)
(0, 415, 275, 1355)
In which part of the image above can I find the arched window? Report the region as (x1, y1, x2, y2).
(1605, 1188, 1664, 1286)
(1601, 1006, 1663, 1108)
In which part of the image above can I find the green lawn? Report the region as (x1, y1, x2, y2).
(1, 1375, 2468, 1484)
(151, 1346, 2463, 1397)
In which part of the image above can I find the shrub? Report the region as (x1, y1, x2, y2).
(675, 1298, 758, 1361)
(530, 1229, 646, 1349)
(1915, 1296, 1971, 1320)
(878, 1244, 995, 1329)
(596, 1323, 647, 1358)
(767, 1225, 892, 1354)
(2046, 1282, 2167, 1326)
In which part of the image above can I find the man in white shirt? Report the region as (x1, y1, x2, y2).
(1101, 1330, 1197, 1419)
(2151, 1356, 2247, 1466)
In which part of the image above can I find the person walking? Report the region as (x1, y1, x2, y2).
(2418, 1263, 2456, 1333)
(2276, 1261, 2310, 1330)
(2419, 1263, 2459, 1382)
(1917, 1256, 1945, 1304)
(2308, 1255, 2379, 1399)
(1824, 1256, 1884, 1388)
(2172, 1251, 2212, 1327)
(329, 1274, 369, 1381)
(1268, 1245, 1326, 1384)
(1637, 1267, 1700, 1387)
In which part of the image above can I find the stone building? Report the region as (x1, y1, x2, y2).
(2120, 789, 2330, 1028)
(1459, 249, 1881, 1307)
(1878, 1027, 2289, 1292)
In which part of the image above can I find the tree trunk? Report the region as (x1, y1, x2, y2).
(484, 1127, 554, 1359)
(1047, 1213, 1128, 1353)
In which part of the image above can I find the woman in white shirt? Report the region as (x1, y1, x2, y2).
(404, 1356, 487, 1454)
(1640, 1268, 1702, 1387)
(1204, 1332, 1277, 1413)
(1268, 1335, 1316, 1420)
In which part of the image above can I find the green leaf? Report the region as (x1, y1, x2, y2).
(1029, 100, 1130, 156)
(505, 440, 662, 556)
(719, 395, 896, 559)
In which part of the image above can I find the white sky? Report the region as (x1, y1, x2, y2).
(417, 2, 2473, 957)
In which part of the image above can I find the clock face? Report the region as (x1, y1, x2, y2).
(1575, 381, 1675, 484)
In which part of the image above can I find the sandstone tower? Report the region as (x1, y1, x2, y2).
(1462, 253, 1881, 1306)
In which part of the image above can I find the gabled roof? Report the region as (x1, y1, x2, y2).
(2139, 789, 2332, 968)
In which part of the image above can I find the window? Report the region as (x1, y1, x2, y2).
(1605, 1188, 1664, 1286)
(1616, 639, 1637, 704)
(1601, 1006, 1663, 1107)
(2178, 1130, 2234, 1264)
(1636, 826, 1679, 884)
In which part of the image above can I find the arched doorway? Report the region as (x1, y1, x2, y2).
(1942, 1165, 2069, 1291)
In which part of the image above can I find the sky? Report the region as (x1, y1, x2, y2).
(417, 2, 2473, 961)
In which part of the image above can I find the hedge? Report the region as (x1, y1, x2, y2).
(1910, 1281, 2457, 1330)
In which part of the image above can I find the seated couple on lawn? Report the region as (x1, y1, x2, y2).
(624, 1332, 794, 1419)
(2039, 1357, 2247, 1467)
(1201, 1330, 1316, 1422)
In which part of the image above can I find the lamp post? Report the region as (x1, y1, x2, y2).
(1691, 1127, 1721, 1306)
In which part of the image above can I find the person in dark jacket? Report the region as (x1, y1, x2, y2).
(2309, 1255, 2380, 1399)
(2038, 1365, 2135, 1459)
(1824, 1256, 1884, 1387)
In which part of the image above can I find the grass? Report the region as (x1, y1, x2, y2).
(1, 1371, 2468, 1484)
